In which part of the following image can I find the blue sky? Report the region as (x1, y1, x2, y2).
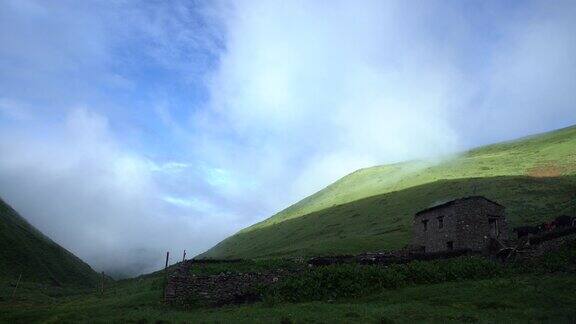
(0, 0, 575, 275)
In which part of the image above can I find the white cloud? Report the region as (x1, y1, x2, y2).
(149, 161, 193, 174)
(0, 98, 34, 121)
(192, 0, 576, 220)
(162, 195, 216, 214)
(193, 0, 467, 213)
(0, 0, 575, 277)
(477, 1, 576, 140)
(0, 107, 236, 276)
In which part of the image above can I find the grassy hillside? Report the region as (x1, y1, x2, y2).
(0, 197, 99, 287)
(200, 125, 576, 259)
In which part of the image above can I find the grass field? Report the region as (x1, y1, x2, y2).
(3, 241, 576, 323)
(200, 125, 576, 259)
(2, 269, 576, 323)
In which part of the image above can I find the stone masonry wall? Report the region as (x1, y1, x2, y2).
(518, 232, 576, 260)
(455, 198, 508, 251)
(412, 197, 508, 253)
(164, 260, 285, 306)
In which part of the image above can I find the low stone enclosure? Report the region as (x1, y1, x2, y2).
(165, 262, 285, 306)
(165, 227, 576, 307)
(164, 249, 480, 306)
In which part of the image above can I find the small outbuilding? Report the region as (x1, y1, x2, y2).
(412, 196, 508, 253)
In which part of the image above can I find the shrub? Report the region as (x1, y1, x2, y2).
(260, 264, 407, 303)
(433, 256, 502, 281)
(400, 257, 502, 284)
(259, 256, 505, 303)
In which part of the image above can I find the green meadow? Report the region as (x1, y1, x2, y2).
(2, 245, 576, 323)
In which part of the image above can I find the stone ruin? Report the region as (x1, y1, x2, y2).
(412, 196, 509, 253)
(164, 260, 289, 306)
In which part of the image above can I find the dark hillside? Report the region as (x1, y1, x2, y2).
(0, 197, 99, 287)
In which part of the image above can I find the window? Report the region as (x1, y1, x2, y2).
(422, 219, 428, 232)
(446, 241, 454, 251)
(489, 218, 499, 238)
(437, 216, 444, 229)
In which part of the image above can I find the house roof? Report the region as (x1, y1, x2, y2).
(415, 196, 503, 217)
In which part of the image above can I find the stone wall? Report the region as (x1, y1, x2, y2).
(455, 198, 508, 251)
(165, 251, 482, 307)
(517, 231, 576, 260)
(164, 260, 285, 306)
(307, 249, 481, 266)
(529, 226, 576, 245)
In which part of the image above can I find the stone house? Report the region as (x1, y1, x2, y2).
(412, 196, 508, 253)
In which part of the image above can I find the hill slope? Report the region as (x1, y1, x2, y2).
(0, 197, 99, 287)
(200, 125, 576, 259)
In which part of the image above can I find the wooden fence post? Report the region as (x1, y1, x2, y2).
(100, 271, 105, 297)
(163, 251, 169, 301)
(11, 273, 22, 302)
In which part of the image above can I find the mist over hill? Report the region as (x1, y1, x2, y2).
(199, 125, 576, 259)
